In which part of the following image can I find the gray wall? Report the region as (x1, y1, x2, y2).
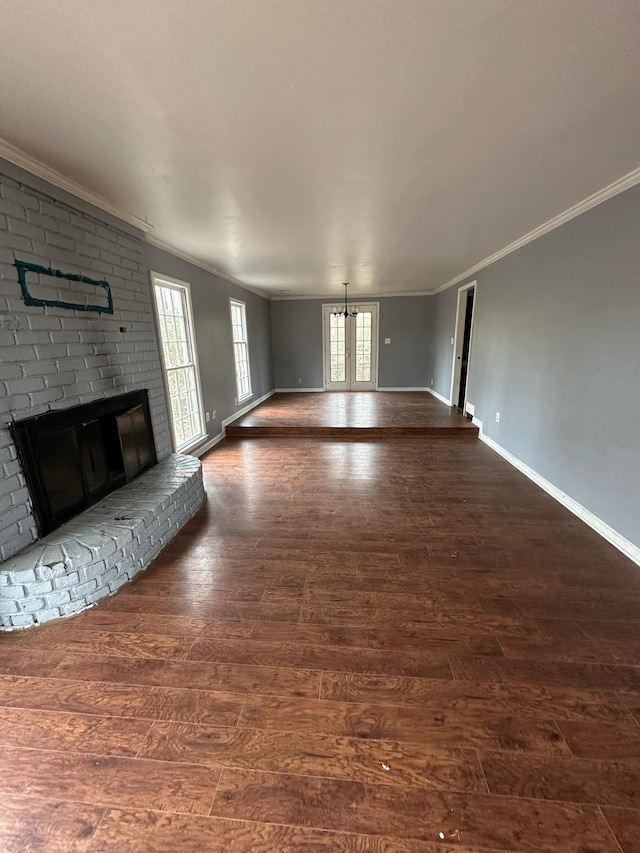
(271, 295, 434, 389)
(271, 299, 324, 389)
(432, 283, 458, 398)
(432, 184, 640, 549)
(144, 245, 274, 439)
(379, 296, 434, 388)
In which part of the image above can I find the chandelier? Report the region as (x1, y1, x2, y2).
(332, 282, 358, 318)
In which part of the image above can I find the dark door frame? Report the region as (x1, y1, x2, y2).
(449, 280, 477, 413)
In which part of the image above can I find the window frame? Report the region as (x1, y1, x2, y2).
(151, 272, 206, 453)
(229, 297, 253, 404)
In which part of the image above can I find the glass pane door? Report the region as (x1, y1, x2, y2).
(329, 314, 347, 384)
(324, 304, 378, 390)
(354, 311, 372, 384)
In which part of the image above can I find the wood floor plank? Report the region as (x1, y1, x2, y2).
(298, 604, 535, 634)
(578, 620, 640, 643)
(209, 768, 620, 852)
(142, 559, 308, 588)
(498, 633, 640, 665)
(96, 594, 301, 622)
(302, 588, 486, 613)
(0, 706, 151, 756)
(249, 620, 504, 655)
(513, 598, 640, 622)
(18, 628, 195, 660)
(157, 539, 259, 559)
(319, 672, 634, 722)
(138, 721, 487, 791)
(450, 654, 640, 692)
(0, 746, 219, 815)
(0, 674, 245, 725)
(66, 610, 253, 638)
(601, 807, 640, 853)
(557, 719, 640, 759)
(187, 636, 454, 678)
(481, 751, 640, 808)
(121, 580, 265, 601)
(51, 653, 321, 698)
(252, 547, 397, 568)
(0, 648, 64, 677)
(85, 808, 475, 853)
(491, 588, 640, 607)
(239, 694, 569, 753)
(619, 692, 640, 724)
(0, 795, 105, 853)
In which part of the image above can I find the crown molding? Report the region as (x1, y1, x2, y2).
(145, 236, 269, 299)
(5, 135, 637, 302)
(270, 288, 434, 301)
(0, 136, 154, 233)
(432, 164, 640, 295)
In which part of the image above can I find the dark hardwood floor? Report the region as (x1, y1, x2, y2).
(1, 428, 639, 851)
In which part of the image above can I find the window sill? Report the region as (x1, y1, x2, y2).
(236, 393, 253, 405)
(176, 432, 207, 455)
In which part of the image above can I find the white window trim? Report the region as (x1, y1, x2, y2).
(229, 297, 253, 405)
(151, 271, 206, 453)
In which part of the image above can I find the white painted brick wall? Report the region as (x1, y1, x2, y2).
(0, 453, 205, 630)
(0, 171, 173, 561)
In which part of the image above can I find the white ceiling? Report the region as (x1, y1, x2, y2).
(1, 1, 639, 299)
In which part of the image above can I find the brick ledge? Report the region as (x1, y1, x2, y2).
(0, 454, 205, 630)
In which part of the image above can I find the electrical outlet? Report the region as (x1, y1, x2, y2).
(495, 411, 500, 423)
(211, 409, 216, 419)
(384, 337, 391, 345)
(205, 412, 210, 422)
(450, 336, 454, 345)
(298, 377, 302, 384)
(430, 378, 434, 385)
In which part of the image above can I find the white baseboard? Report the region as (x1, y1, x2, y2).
(192, 431, 225, 457)
(275, 388, 325, 393)
(222, 389, 275, 429)
(378, 386, 430, 392)
(192, 389, 277, 455)
(426, 387, 452, 406)
(193, 389, 276, 454)
(475, 420, 640, 567)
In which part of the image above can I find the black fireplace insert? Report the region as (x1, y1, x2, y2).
(10, 390, 157, 537)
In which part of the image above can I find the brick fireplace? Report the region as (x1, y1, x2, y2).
(0, 165, 205, 629)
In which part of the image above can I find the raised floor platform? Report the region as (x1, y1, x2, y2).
(226, 391, 478, 439)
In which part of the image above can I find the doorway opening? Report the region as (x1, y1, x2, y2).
(323, 302, 379, 390)
(449, 281, 476, 413)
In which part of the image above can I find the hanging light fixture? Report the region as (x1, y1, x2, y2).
(332, 282, 358, 318)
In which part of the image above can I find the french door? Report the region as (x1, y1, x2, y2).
(323, 303, 379, 390)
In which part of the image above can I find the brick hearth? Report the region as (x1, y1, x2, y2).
(0, 453, 205, 630)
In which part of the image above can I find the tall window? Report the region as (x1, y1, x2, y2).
(230, 298, 252, 403)
(152, 274, 205, 451)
